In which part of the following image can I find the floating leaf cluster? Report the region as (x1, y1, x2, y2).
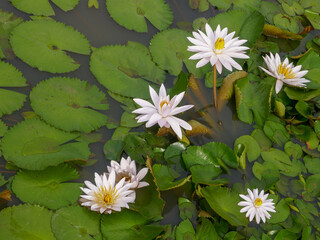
(0, 1, 319, 240)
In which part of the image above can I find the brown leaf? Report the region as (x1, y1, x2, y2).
(263, 24, 303, 40)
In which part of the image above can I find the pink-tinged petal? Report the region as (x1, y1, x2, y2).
(275, 80, 283, 94)
(215, 61, 223, 74)
(149, 85, 159, 107)
(196, 58, 210, 68)
(136, 114, 153, 123)
(84, 181, 98, 191)
(170, 92, 185, 109)
(146, 113, 162, 128)
(187, 37, 208, 47)
(158, 118, 168, 127)
(132, 107, 157, 115)
(171, 116, 192, 130)
(159, 84, 167, 99)
(166, 117, 183, 139)
(133, 98, 155, 108)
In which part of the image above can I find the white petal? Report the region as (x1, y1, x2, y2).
(133, 98, 155, 108)
(275, 80, 283, 94)
(166, 116, 183, 139)
(146, 113, 162, 128)
(196, 58, 210, 68)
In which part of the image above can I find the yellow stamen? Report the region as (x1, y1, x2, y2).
(214, 38, 225, 51)
(277, 62, 295, 79)
(254, 198, 263, 207)
(160, 100, 169, 110)
(95, 186, 119, 205)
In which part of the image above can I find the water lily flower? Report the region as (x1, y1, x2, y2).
(238, 188, 276, 224)
(260, 53, 310, 94)
(132, 84, 193, 139)
(107, 156, 149, 189)
(187, 23, 249, 74)
(80, 170, 135, 214)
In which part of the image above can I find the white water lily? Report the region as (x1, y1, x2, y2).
(107, 156, 149, 189)
(187, 23, 249, 74)
(80, 170, 135, 214)
(238, 188, 276, 224)
(260, 52, 310, 94)
(132, 84, 193, 139)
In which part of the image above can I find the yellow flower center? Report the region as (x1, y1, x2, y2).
(277, 62, 295, 79)
(214, 38, 225, 53)
(160, 100, 169, 110)
(95, 186, 119, 205)
(254, 198, 263, 207)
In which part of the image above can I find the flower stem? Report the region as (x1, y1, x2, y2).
(213, 65, 217, 108)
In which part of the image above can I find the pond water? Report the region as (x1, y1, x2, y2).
(0, 0, 320, 239)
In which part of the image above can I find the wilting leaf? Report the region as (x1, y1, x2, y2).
(0, 204, 55, 239)
(201, 186, 248, 226)
(106, 0, 173, 32)
(101, 209, 164, 240)
(185, 120, 211, 136)
(10, 0, 80, 16)
(10, 19, 90, 73)
(0, 10, 24, 59)
(263, 24, 302, 40)
(1, 119, 91, 170)
(90, 45, 165, 98)
(12, 164, 82, 209)
(52, 206, 102, 240)
(30, 77, 108, 133)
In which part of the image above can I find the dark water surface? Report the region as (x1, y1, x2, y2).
(0, 0, 254, 224)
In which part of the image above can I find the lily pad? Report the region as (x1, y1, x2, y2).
(0, 61, 27, 117)
(30, 77, 108, 133)
(263, 120, 290, 146)
(208, 0, 260, 11)
(12, 164, 83, 209)
(1, 119, 91, 170)
(149, 29, 210, 78)
(201, 186, 248, 226)
(10, 0, 80, 16)
(51, 206, 102, 240)
(90, 45, 165, 98)
(106, 0, 173, 32)
(267, 199, 290, 224)
(0, 10, 23, 59)
(0, 204, 55, 240)
(234, 135, 261, 162)
(176, 219, 196, 240)
(101, 209, 164, 240)
(10, 19, 90, 73)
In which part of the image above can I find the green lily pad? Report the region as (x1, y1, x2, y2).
(0, 120, 7, 138)
(10, 19, 90, 73)
(0, 173, 6, 187)
(0, 10, 24, 59)
(90, 45, 165, 98)
(106, 0, 173, 32)
(124, 134, 153, 164)
(263, 120, 290, 146)
(273, 13, 300, 33)
(234, 135, 261, 162)
(101, 209, 164, 240)
(300, 0, 320, 13)
(260, 1, 283, 24)
(0, 61, 27, 117)
(12, 164, 82, 209)
(274, 229, 297, 240)
(176, 219, 195, 240)
(178, 198, 197, 221)
(235, 75, 273, 127)
(208, 0, 260, 12)
(182, 146, 220, 169)
(267, 199, 290, 224)
(104, 139, 125, 161)
(261, 148, 291, 167)
(284, 141, 303, 160)
(201, 186, 248, 226)
(1, 119, 91, 170)
(190, 164, 223, 185)
(304, 174, 320, 199)
(0, 204, 55, 240)
(51, 206, 102, 240)
(30, 77, 108, 133)
(196, 218, 219, 239)
(305, 10, 320, 30)
(149, 29, 210, 78)
(304, 156, 320, 174)
(251, 128, 272, 151)
(10, 0, 80, 16)
(284, 87, 320, 101)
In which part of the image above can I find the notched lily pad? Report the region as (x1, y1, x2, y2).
(1, 119, 91, 170)
(10, 0, 80, 16)
(30, 77, 108, 133)
(106, 0, 173, 32)
(12, 164, 82, 209)
(10, 19, 90, 73)
(90, 45, 165, 98)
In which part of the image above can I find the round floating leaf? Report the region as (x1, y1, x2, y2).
(30, 77, 108, 133)
(0, 10, 24, 59)
(10, 0, 80, 16)
(90, 45, 165, 98)
(51, 206, 102, 240)
(0, 61, 27, 117)
(150, 29, 211, 78)
(267, 199, 290, 224)
(1, 119, 91, 170)
(10, 19, 90, 73)
(12, 164, 82, 209)
(234, 135, 261, 162)
(176, 219, 196, 239)
(101, 209, 164, 240)
(106, 0, 173, 32)
(0, 204, 55, 240)
(201, 186, 248, 226)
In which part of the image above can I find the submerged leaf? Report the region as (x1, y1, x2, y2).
(12, 164, 82, 209)
(10, 19, 90, 73)
(0, 204, 55, 240)
(1, 119, 91, 170)
(10, 0, 80, 16)
(52, 206, 101, 240)
(106, 0, 173, 32)
(90, 45, 165, 98)
(30, 77, 108, 133)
